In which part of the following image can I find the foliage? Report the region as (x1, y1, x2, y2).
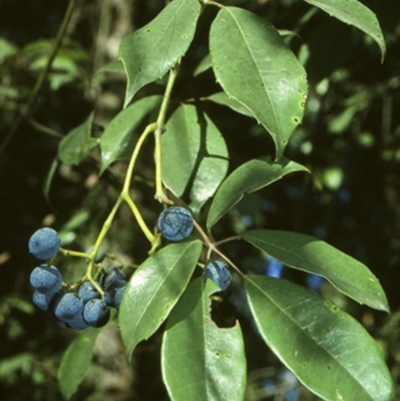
(1, 0, 400, 400)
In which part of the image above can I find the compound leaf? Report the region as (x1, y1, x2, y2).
(242, 229, 389, 312)
(118, 240, 202, 361)
(162, 278, 246, 401)
(119, 0, 201, 107)
(302, 0, 386, 61)
(99, 95, 162, 173)
(207, 156, 309, 228)
(245, 276, 393, 401)
(57, 327, 100, 400)
(58, 112, 97, 165)
(210, 7, 308, 158)
(162, 104, 229, 216)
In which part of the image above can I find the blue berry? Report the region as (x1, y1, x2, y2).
(54, 293, 84, 323)
(30, 265, 62, 296)
(78, 281, 101, 303)
(68, 314, 88, 331)
(100, 266, 127, 291)
(157, 207, 194, 242)
(28, 228, 61, 260)
(104, 290, 116, 307)
(83, 299, 110, 328)
(205, 261, 232, 291)
(114, 285, 127, 309)
(32, 290, 54, 311)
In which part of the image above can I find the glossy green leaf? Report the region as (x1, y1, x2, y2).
(162, 278, 246, 401)
(242, 229, 389, 312)
(57, 327, 100, 400)
(162, 104, 229, 215)
(207, 157, 309, 228)
(208, 92, 253, 118)
(58, 112, 97, 165)
(245, 276, 393, 401)
(209, 7, 308, 158)
(303, 0, 386, 61)
(118, 240, 202, 361)
(99, 95, 161, 173)
(119, 0, 201, 107)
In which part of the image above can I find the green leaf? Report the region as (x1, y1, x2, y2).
(242, 229, 390, 312)
(119, 0, 201, 107)
(207, 157, 309, 228)
(209, 7, 308, 158)
(303, 0, 386, 61)
(118, 240, 202, 361)
(57, 328, 100, 400)
(99, 95, 162, 173)
(207, 92, 253, 118)
(162, 278, 246, 401)
(162, 104, 229, 215)
(245, 276, 393, 401)
(58, 112, 97, 165)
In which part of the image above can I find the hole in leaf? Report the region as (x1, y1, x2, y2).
(210, 298, 237, 328)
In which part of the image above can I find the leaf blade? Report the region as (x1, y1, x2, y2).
(118, 240, 202, 361)
(119, 0, 201, 106)
(303, 0, 386, 61)
(207, 157, 309, 228)
(242, 229, 389, 312)
(58, 112, 97, 165)
(245, 276, 393, 401)
(209, 7, 308, 157)
(162, 104, 229, 215)
(99, 95, 162, 173)
(57, 327, 100, 400)
(162, 278, 246, 401)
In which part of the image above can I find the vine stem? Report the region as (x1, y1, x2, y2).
(0, 0, 77, 154)
(154, 61, 180, 203)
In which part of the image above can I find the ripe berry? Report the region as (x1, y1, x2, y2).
(54, 293, 84, 323)
(157, 206, 194, 242)
(83, 299, 110, 328)
(30, 265, 62, 296)
(114, 285, 127, 309)
(100, 266, 127, 291)
(205, 261, 232, 291)
(28, 227, 61, 260)
(32, 290, 55, 311)
(78, 281, 101, 303)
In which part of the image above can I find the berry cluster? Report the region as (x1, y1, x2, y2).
(28, 228, 129, 330)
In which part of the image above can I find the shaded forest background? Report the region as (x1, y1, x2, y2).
(1, 0, 400, 400)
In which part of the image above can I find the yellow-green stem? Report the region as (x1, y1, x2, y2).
(123, 194, 155, 243)
(154, 62, 180, 203)
(122, 123, 157, 193)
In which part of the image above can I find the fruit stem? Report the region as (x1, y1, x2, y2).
(193, 220, 243, 276)
(59, 248, 90, 259)
(154, 61, 180, 204)
(123, 194, 155, 243)
(122, 122, 157, 194)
